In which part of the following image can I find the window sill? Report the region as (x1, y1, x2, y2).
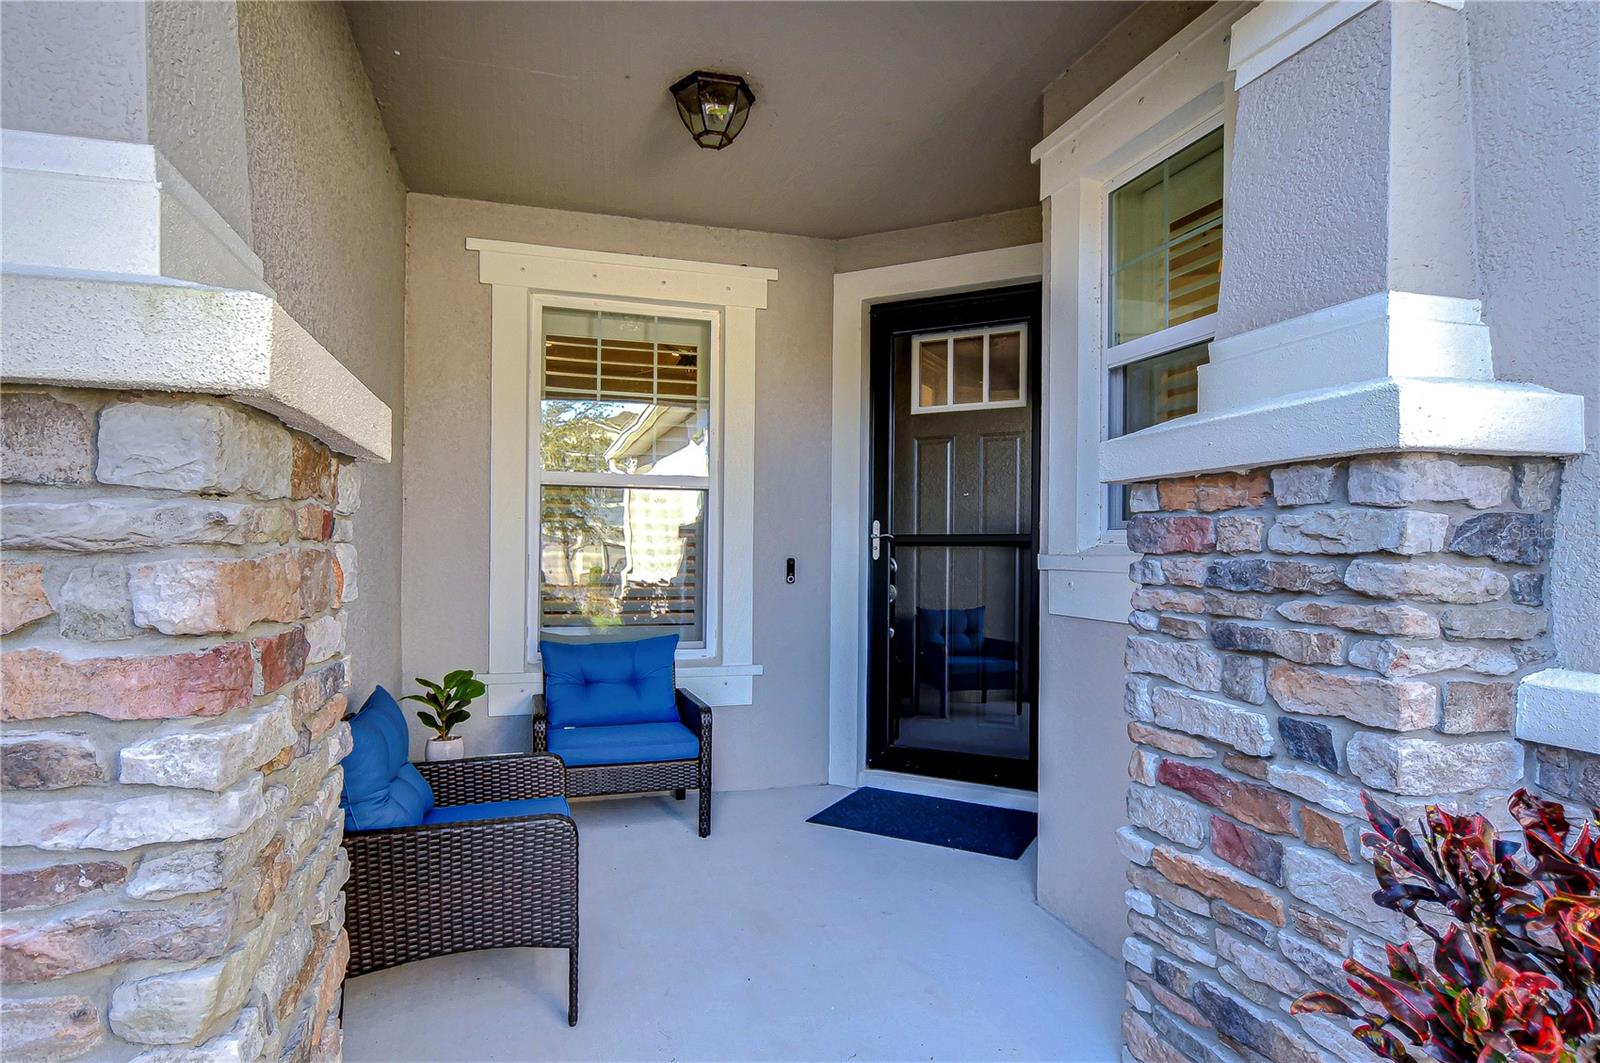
(1038, 547, 1135, 624)
(480, 663, 765, 718)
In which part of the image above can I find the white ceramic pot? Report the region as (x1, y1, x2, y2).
(426, 736, 465, 762)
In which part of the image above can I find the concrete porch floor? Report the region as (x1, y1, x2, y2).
(343, 785, 1121, 1062)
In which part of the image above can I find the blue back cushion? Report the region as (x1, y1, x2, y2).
(341, 685, 434, 831)
(918, 607, 986, 655)
(540, 634, 679, 728)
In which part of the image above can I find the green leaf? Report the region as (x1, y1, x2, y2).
(460, 680, 486, 701)
(416, 712, 441, 731)
(442, 669, 474, 688)
(414, 677, 444, 695)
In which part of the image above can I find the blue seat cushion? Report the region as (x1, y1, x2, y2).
(918, 606, 986, 655)
(342, 686, 435, 831)
(422, 796, 571, 826)
(540, 634, 680, 728)
(547, 721, 700, 767)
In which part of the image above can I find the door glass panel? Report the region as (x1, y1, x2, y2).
(886, 545, 1030, 761)
(989, 331, 1022, 402)
(891, 333, 1033, 537)
(917, 339, 948, 409)
(952, 336, 984, 405)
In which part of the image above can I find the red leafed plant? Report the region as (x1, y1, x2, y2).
(1291, 789, 1600, 1062)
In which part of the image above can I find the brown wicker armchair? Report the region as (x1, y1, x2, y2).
(534, 687, 713, 837)
(341, 752, 580, 1025)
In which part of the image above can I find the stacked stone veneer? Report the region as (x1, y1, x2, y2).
(0, 388, 360, 1061)
(1115, 454, 1563, 1063)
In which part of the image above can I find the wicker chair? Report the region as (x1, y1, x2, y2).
(534, 685, 714, 838)
(342, 752, 581, 1025)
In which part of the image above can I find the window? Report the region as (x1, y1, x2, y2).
(1104, 127, 1224, 527)
(911, 325, 1028, 414)
(535, 304, 715, 645)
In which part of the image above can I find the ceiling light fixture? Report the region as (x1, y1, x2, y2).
(669, 70, 755, 150)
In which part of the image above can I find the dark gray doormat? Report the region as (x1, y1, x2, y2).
(807, 787, 1038, 859)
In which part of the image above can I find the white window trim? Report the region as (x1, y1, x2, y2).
(527, 295, 720, 659)
(1030, 1, 1247, 621)
(468, 238, 775, 713)
(827, 244, 1043, 788)
(909, 323, 1030, 415)
(1100, 120, 1227, 533)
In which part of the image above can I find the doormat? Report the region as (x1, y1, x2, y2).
(807, 787, 1037, 859)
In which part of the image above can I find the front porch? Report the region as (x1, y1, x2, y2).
(344, 787, 1121, 1062)
(2, 1, 1597, 1061)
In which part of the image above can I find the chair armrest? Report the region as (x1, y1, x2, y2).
(676, 687, 712, 739)
(532, 711, 549, 753)
(416, 752, 567, 806)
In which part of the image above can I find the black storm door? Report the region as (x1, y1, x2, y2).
(866, 284, 1042, 790)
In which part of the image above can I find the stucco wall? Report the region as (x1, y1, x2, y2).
(144, 0, 253, 240)
(0, 0, 255, 241)
(1036, 614, 1129, 958)
(1215, 2, 1391, 340)
(1465, 0, 1600, 674)
(237, 2, 408, 705)
(0, 1, 149, 144)
(1040, 0, 1212, 139)
(404, 194, 836, 784)
(833, 207, 1041, 274)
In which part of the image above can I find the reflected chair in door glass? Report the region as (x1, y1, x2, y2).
(915, 606, 1021, 716)
(340, 687, 581, 1025)
(533, 634, 714, 837)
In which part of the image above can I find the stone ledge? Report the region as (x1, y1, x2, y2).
(1, 272, 390, 463)
(1518, 668, 1600, 756)
(1101, 376, 1584, 484)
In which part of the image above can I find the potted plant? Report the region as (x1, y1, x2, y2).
(1292, 788, 1600, 1062)
(403, 669, 485, 762)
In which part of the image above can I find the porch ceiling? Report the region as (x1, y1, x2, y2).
(344, 1, 1134, 239)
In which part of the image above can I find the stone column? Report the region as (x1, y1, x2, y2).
(1099, 3, 1590, 1061)
(2, 5, 391, 1059)
(1117, 456, 1558, 1061)
(2, 390, 361, 1060)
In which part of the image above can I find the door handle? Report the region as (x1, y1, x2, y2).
(871, 519, 894, 561)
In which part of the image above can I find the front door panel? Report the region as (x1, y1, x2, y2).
(867, 285, 1041, 790)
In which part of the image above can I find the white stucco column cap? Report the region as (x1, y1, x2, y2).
(1100, 291, 1585, 483)
(1100, 375, 1583, 483)
(2, 271, 392, 462)
(1518, 669, 1600, 757)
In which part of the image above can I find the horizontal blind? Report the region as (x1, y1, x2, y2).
(1168, 199, 1222, 326)
(543, 311, 704, 408)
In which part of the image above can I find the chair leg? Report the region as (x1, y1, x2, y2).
(568, 946, 579, 1026)
(698, 786, 711, 838)
(673, 788, 686, 801)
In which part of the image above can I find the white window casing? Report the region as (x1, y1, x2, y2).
(469, 239, 774, 714)
(828, 244, 1044, 787)
(1030, 2, 1248, 622)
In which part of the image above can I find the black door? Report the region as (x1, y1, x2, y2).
(866, 284, 1042, 791)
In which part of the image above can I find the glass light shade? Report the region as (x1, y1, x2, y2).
(670, 71, 755, 150)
